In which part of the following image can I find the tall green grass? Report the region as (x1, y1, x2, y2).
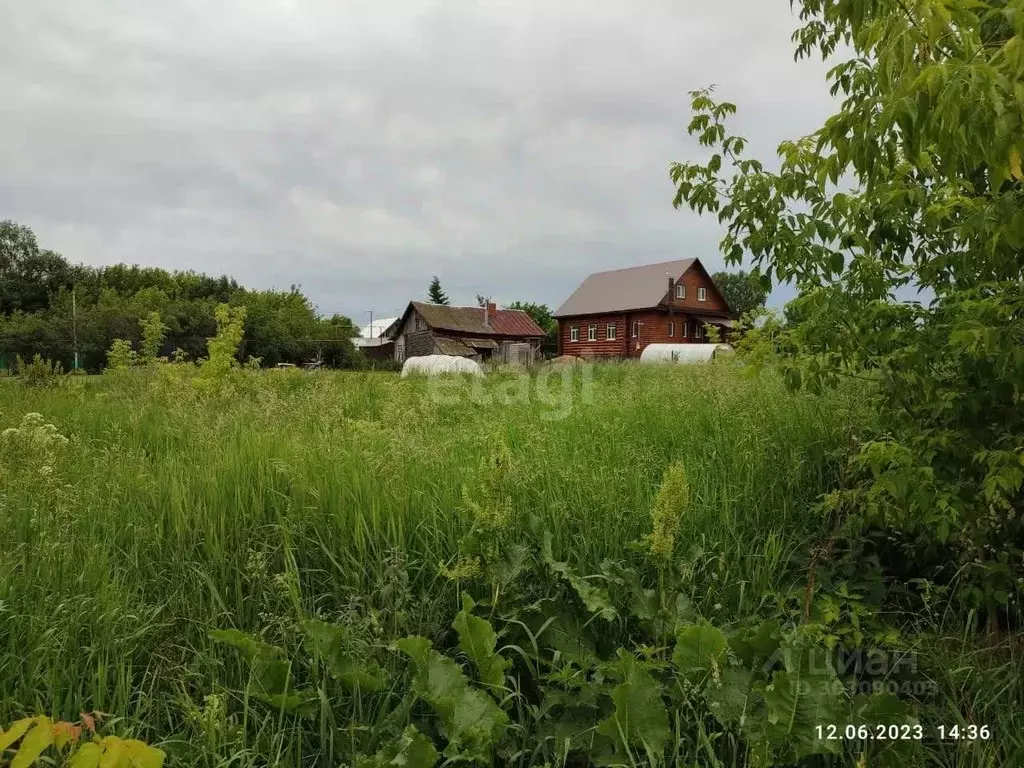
(0, 365, 1017, 766)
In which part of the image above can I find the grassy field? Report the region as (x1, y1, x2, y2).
(0, 364, 1019, 767)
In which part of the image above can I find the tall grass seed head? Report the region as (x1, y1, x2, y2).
(645, 460, 690, 565)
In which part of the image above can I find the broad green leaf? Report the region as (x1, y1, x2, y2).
(596, 653, 670, 764)
(452, 594, 508, 689)
(122, 740, 166, 768)
(300, 619, 387, 691)
(395, 636, 508, 760)
(251, 689, 317, 715)
(97, 737, 125, 768)
(0, 718, 35, 752)
(69, 742, 103, 768)
(764, 670, 845, 759)
(11, 721, 53, 768)
(704, 667, 756, 726)
(543, 533, 617, 621)
(527, 608, 600, 669)
(673, 623, 728, 681)
(208, 629, 281, 662)
(728, 620, 782, 672)
(356, 725, 439, 768)
(1010, 148, 1023, 181)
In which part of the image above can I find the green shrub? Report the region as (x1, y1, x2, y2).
(14, 354, 64, 388)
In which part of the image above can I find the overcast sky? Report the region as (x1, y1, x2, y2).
(2, 1, 838, 320)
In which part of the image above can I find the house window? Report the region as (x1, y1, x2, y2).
(631, 321, 639, 338)
(675, 284, 685, 299)
(570, 327, 579, 342)
(588, 325, 597, 342)
(669, 321, 675, 337)
(681, 321, 688, 337)
(694, 324, 703, 339)
(606, 323, 617, 340)
(698, 287, 707, 301)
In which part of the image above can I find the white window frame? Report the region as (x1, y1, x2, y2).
(631, 321, 639, 338)
(669, 320, 675, 337)
(681, 321, 688, 337)
(606, 323, 617, 340)
(694, 323, 703, 339)
(570, 327, 579, 342)
(588, 324, 597, 342)
(675, 284, 685, 299)
(697, 287, 707, 302)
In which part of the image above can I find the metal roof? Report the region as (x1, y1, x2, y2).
(553, 259, 696, 317)
(359, 317, 399, 338)
(352, 337, 394, 348)
(403, 301, 545, 338)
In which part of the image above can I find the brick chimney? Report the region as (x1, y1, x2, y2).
(483, 301, 496, 327)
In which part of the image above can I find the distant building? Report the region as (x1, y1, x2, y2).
(388, 301, 545, 364)
(353, 316, 399, 360)
(358, 317, 399, 339)
(553, 258, 734, 358)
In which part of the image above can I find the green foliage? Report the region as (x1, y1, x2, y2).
(506, 301, 558, 351)
(105, 339, 135, 370)
(208, 628, 315, 714)
(595, 652, 670, 764)
(354, 725, 438, 768)
(299, 619, 387, 691)
(394, 636, 508, 761)
(0, 715, 164, 768)
(670, 0, 1024, 618)
(139, 311, 167, 363)
(711, 269, 768, 318)
(452, 594, 508, 690)
(426, 276, 449, 305)
(196, 304, 246, 387)
(673, 623, 727, 682)
(1, 364, 1015, 766)
(14, 354, 64, 388)
(0, 220, 360, 371)
(644, 460, 689, 567)
(543, 532, 618, 621)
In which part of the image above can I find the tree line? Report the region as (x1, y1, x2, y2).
(0, 220, 361, 372)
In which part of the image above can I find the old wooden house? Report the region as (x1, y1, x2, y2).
(387, 301, 546, 364)
(553, 258, 735, 358)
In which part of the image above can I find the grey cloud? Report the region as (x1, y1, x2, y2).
(2, 0, 836, 318)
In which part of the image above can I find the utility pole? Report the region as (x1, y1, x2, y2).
(72, 287, 79, 371)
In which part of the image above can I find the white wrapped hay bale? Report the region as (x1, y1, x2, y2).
(400, 354, 485, 378)
(639, 343, 734, 364)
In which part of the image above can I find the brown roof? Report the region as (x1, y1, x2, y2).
(553, 258, 696, 317)
(403, 301, 545, 338)
(433, 337, 475, 356)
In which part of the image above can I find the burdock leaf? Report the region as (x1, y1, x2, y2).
(673, 623, 728, 681)
(300, 619, 387, 691)
(208, 629, 282, 662)
(0, 718, 35, 752)
(596, 654, 670, 764)
(68, 742, 102, 768)
(543, 532, 617, 621)
(11, 721, 54, 768)
(764, 670, 845, 759)
(452, 594, 508, 689)
(395, 636, 508, 760)
(357, 725, 439, 768)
